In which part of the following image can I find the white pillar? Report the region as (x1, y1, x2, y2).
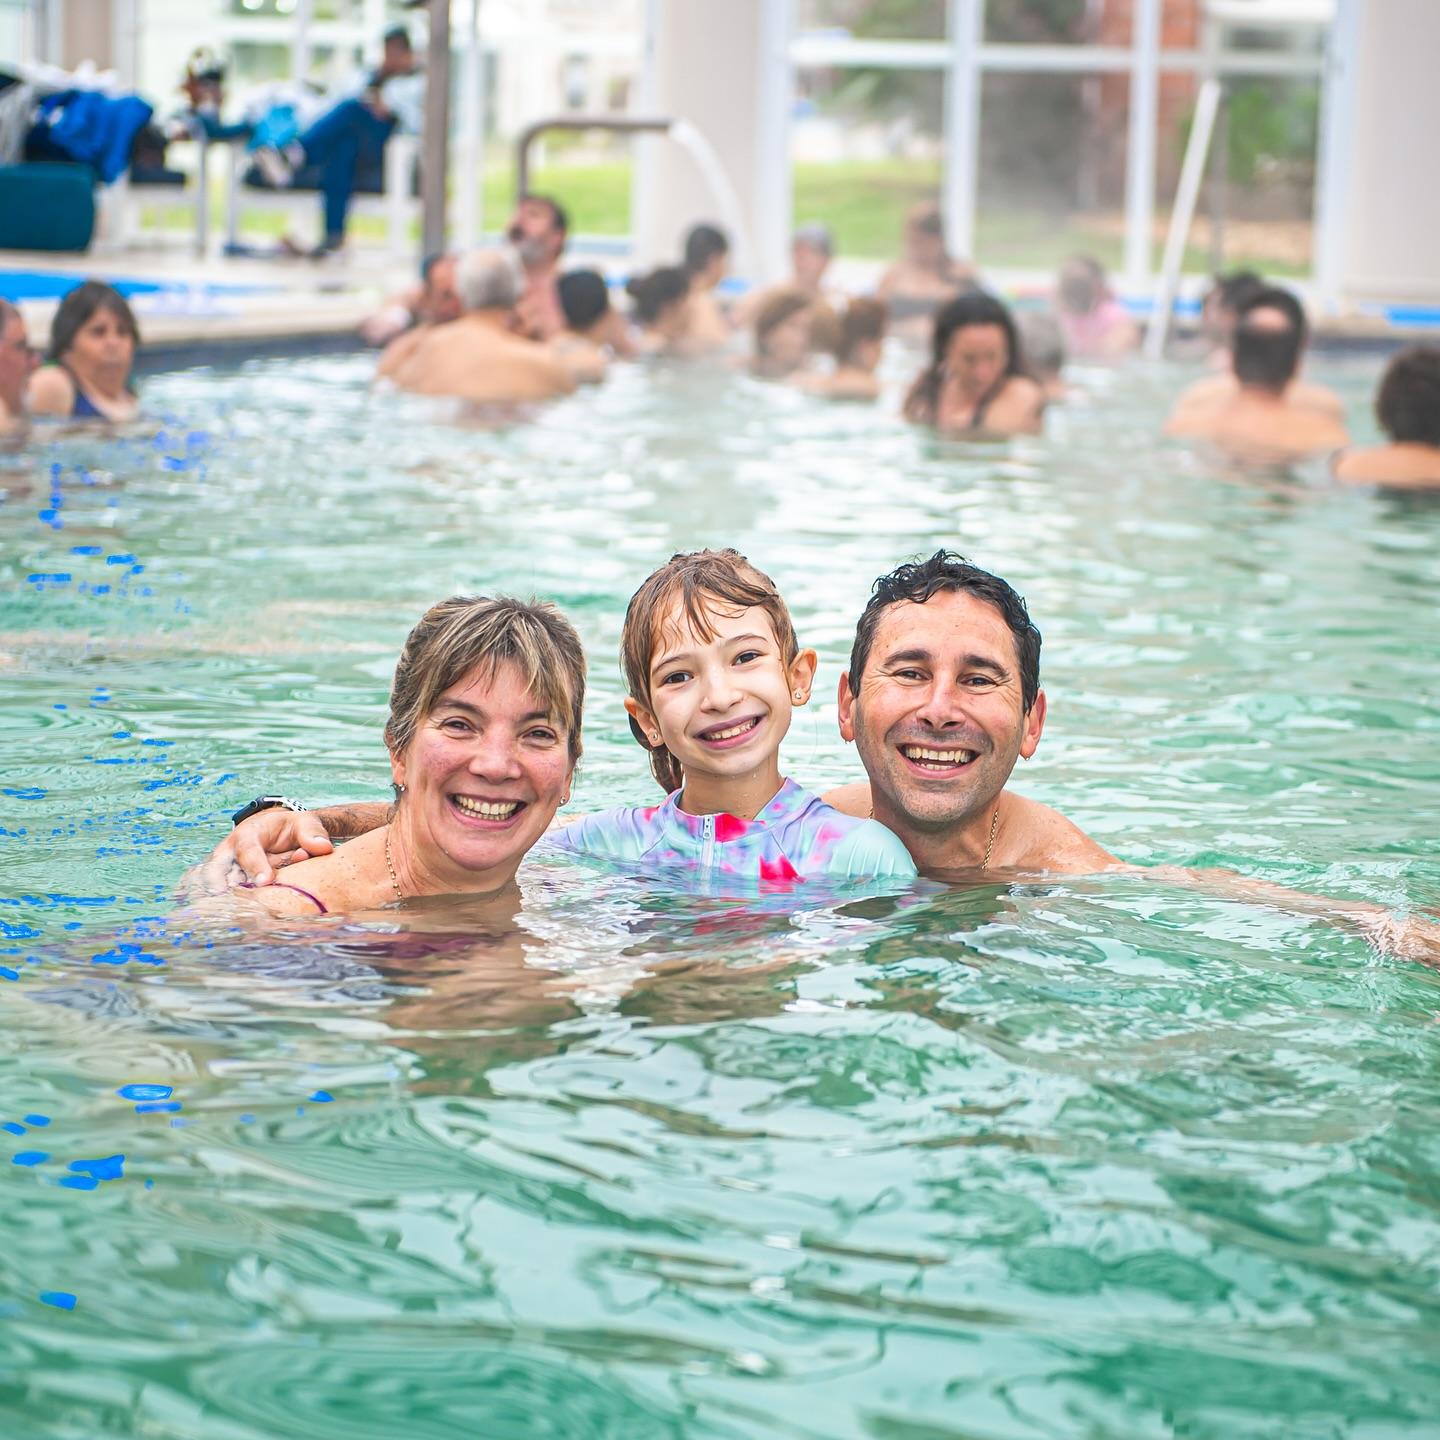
(1311, 0, 1361, 313)
(456, 0, 486, 248)
(293, 0, 314, 83)
(1122, 0, 1161, 287)
(942, 0, 983, 263)
(632, 0, 786, 284)
(1326, 0, 1440, 307)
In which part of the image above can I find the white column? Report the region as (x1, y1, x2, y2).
(293, 0, 314, 83)
(753, 0, 794, 283)
(1311, 0, 1361, 313)
(456, 0, 485, 248)
(631, 0, 664, 268)
(110, 0, 139, 86)
(943, 0, 983, 263)
(1122, 0, 1161, 287)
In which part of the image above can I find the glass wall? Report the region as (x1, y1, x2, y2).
(797, 0, 947, 41)
(791, 63, 944, 258)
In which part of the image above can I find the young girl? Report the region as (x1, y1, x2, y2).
(547, 549, 915, 883)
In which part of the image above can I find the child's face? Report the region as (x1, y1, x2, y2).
(627, 600, 817, 790)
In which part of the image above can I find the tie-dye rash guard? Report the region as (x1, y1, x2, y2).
(545, 778, 917, 884)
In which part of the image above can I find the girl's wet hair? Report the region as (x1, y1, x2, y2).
(621, 549, 799, 794)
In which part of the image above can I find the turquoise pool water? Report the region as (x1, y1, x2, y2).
(3, 349, 1440, 1437)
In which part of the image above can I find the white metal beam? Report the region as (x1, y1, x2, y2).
(1312, 0, 1362, 311)
(754, 0, 795, 283)
(943, 0, 984, 263)
(1123, 0, 1161, 286)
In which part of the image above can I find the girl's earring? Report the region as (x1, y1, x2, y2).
(793, 690, 803, 701)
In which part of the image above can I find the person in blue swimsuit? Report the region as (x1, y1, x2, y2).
(27, 280, 141, 423)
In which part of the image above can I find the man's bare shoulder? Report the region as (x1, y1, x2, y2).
(822, 779, 871, 817)
(1006, 793, 1121, 873)
(1335, 443, 1440, 487)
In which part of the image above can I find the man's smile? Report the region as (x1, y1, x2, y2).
(898, 742, 979, 775)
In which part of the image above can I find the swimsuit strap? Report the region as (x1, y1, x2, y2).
(59, 362, 105, 419)
(239, 881, 329, 914)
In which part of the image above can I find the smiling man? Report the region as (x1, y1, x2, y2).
(822, 552, 1115, 874)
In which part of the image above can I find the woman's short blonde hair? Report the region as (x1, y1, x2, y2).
(385, 595, 586, 766)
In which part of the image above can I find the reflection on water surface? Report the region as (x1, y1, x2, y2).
(2, 347, 1439, 1436)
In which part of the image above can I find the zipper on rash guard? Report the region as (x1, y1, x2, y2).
(701, 812, 715, 869)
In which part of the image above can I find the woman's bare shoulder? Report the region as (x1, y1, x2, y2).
(26, 366, 75, 416)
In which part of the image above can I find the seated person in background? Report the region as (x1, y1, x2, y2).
(27, 281, 141, 423)
(174, 47, 252, 143)
(1017, 310, 1067, 403)
(678, 223, 732, 355)
(360, 251, 461, 347)
(1165, 287, 1349, 463)
(735, 223, 837, 328)
(550, 270, 617, 385)
(903, 291, 1044, 436)
(1335, 346, 1440, 489)
(252, 24, 422, 257)
(379, 249, 575, 405)
(626, 267, 692, 356)
(751, 289, 825, 381)
(0, 301, 39, 435)
(795, 297, 887, 401)
(877, 203, 976, 326)
(508, 193, 569, 341)
(1053, 255, 1138, 360)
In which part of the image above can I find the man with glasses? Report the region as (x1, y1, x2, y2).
(0, 300, 40, 434)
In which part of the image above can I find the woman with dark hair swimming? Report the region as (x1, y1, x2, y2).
(27, 280, 141, 423)
(903, 291, 1044, 436)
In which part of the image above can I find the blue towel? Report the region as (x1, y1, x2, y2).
(32, 90, 154, 184)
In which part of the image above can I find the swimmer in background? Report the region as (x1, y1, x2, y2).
(627, 267, 693, 356)
(794, 297, 887, 401)
(904, 291, 1045, 436)
(1053, 255, 1138, 360)
(735, 223, 839, 329)
(0, 300, 40, 436)
(1334, 345, 1440, 489)
(1172, 273, 1343, 422)
(27, 281, 142, 424)
(877, 202, 977, 329)
(1016, 310, 1068, 404)
(549, 270, 619, 385)
(359, 251, 462, 348)
(545, 548, 916, 884)
(750, 289, 826, 381)
(677, 223, 733, 356)
(378, 248, 575, 404)
(1165, 286, 1349, 464)
(507, 193, 569, 341)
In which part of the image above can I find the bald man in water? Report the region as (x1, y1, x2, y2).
(1165, 287, 1349, 464)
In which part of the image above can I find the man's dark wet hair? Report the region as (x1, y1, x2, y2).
(848, 550, 1042, 713)
(1232, 286, 1306, 393)
(1376, 345, 1440, 447)
(558, 269, 610, 331)
(382, 26, 412, 50)
(523, 193, 569, 236)
(1212, 268, 1265, 314)
(683, 223, 729, 276)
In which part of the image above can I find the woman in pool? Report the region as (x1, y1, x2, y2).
(750, 289, 821, 381)
(795, 297, 887, 401)
(626, 266, 692, 356)
(236, 594, 585, 916)
(27, 280, 142, 423)
(903, 291, 1044, 436)
(547, 548, 915, 884)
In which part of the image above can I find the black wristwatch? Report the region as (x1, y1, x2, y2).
(231, 795, 308, 827)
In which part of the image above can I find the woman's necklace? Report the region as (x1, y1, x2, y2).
(869, 801, 1001, 869)
(384, 828, 405, 902)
